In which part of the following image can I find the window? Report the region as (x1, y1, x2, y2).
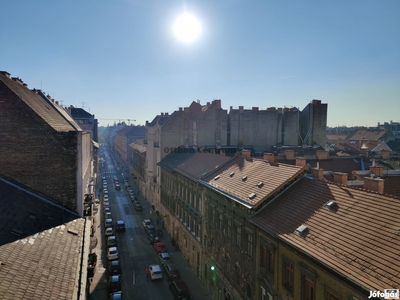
(236, 225, 242, 247)
(261, 245, 274, 275)
(227, 219, 232, 238)
(219, 214, 223, 232)
(247, 234, 253, 256)
(302, 275, 315, 300)
(246, 282, 252, 298)
(282, 257, 294, 293)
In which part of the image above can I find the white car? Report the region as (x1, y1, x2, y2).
(149, 264, 163, 280)
(105, 227, 114, 236)
(107, 247, 118, 260)
(142, 219, 152, 227)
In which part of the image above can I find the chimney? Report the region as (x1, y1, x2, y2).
(161, 113, 164, 116)
(11, 77, 24, 85)
(252, 107, 259, 112)
(311, 168, 324, 180)
(285, 150, 295, 160)
(333, 172, 348, 185)
(380, 150, 390, 159)
(165, 113, 169, 116)
(179, 107, 183, 112)
(316, 150, 328, 160)
(263, 152, 275, 163)
(220, 149, 225, 156)
(295, 157, 306, 167)
(242, 149, 251, 160)
(0, 71, 11, 78)
(239, 106, 244, 113)
(312, 99, 321, 105)
(267, 107, 276, 112)
(363, 177, 384, 193)
(213, 99, 221, 108)
(370, 166, 384, 176)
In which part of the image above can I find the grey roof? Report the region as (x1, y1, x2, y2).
(0, 177, 81, 245)
(0, 73, 81, 132)
(0, 218, 87, 300)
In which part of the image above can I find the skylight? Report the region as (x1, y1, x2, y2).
(214, 175, 220, 180)
(248, 193, 256, 199)
(295, 225, 308, 236)
(242, 176, 247, 181)
(324, 200, 338, 210)
(257, 182, 264, 188)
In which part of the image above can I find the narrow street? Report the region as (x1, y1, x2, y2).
(89, 144, 210, 300)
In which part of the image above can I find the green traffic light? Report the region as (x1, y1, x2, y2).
(211, 265, 215, 271)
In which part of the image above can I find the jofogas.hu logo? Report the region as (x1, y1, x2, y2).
(368, 289, 399, 299)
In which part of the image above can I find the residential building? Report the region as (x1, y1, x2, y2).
(114, 125, 146, 165)
(0, 71, 95, 215)
(251, 175, 400, 300)
(158, 151, 234, 278)
(199, 151, 306, 299)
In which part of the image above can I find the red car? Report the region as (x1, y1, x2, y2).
(153, 242, 167, 253)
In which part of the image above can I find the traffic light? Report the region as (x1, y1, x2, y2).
(210, 265, 215, 271)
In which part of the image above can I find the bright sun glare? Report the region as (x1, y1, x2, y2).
(173, 13, 201, 43)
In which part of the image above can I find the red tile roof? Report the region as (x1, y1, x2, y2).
(202, 156, 305, 209)
(252, 177, 400, 291)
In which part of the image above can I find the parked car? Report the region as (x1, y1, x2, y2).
(146, 225, 156, 236)
(108, 275, 121, 293)
(108, 291, 123, 300)
(107, 247, 119, 260)
(105, 218, 113, 228)
(133, 201, 142, 211)
(162, 263, 180, 281)
(115, 184, 121, 190)
(105, 227, 114, 236)
(103, 194, 109, 201)
(149, 265, 163, 281)
(142, 219, 152, 227)
(158, 252, 170, 265)
(105, 212, 112, 219)
(153, 242, 167, 253)
(116, 220, 126, 232)
(108, 260, 121, 275)
(169, 279, 190, 299)
(107, 236, 117, 246)
(148, 233, 160, 244)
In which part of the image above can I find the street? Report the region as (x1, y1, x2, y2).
(89, 145, 210, 300)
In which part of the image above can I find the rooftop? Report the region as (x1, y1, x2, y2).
(0, 218, 87, 300)
(202, 155, 305, 209)
(252, 176, 400, 291)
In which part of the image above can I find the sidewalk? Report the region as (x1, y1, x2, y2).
(88, 193, 109, 300)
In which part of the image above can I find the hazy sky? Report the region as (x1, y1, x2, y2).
(1, 0, 399, 127)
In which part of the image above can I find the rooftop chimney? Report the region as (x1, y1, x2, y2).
(263, 152, 275, 163)
(252, 107, 259, 112)
(239, 106, 244, 113)
(311, 168, 324, 180)
(285, 150, 295, 160)
(333, 172, 348, 185)
(242, 149, 251, 160)
(370, 166, 384, 176)
(213, 99, 221, 108)
(363, 177, 384, 193)
(0, 71, 11, 78)
(380, 150, 390, 159)
(295, 157, 306, 167)
(11, 77, 24, 85)
(316, 150, 328, 160)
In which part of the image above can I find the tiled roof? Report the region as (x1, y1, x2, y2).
(346, 129, 389, 141)
(0, 73, 81, 132)
(0, 177, 80, 245)
(307, 157, 364, 177)
(69, 107, 93, 118)
(251, 177, 400, 291)
(158, 151, 195, 173)
(0, 218, 87, 300)
(202, 156, 305, 209)
(174, 152, 234, 181)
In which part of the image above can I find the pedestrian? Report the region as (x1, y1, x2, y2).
(146, 267, 149, 279)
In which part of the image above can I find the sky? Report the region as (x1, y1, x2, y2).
(1, 0, 399, 128)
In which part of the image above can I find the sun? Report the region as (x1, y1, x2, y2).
(173, 13, 201, 43)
